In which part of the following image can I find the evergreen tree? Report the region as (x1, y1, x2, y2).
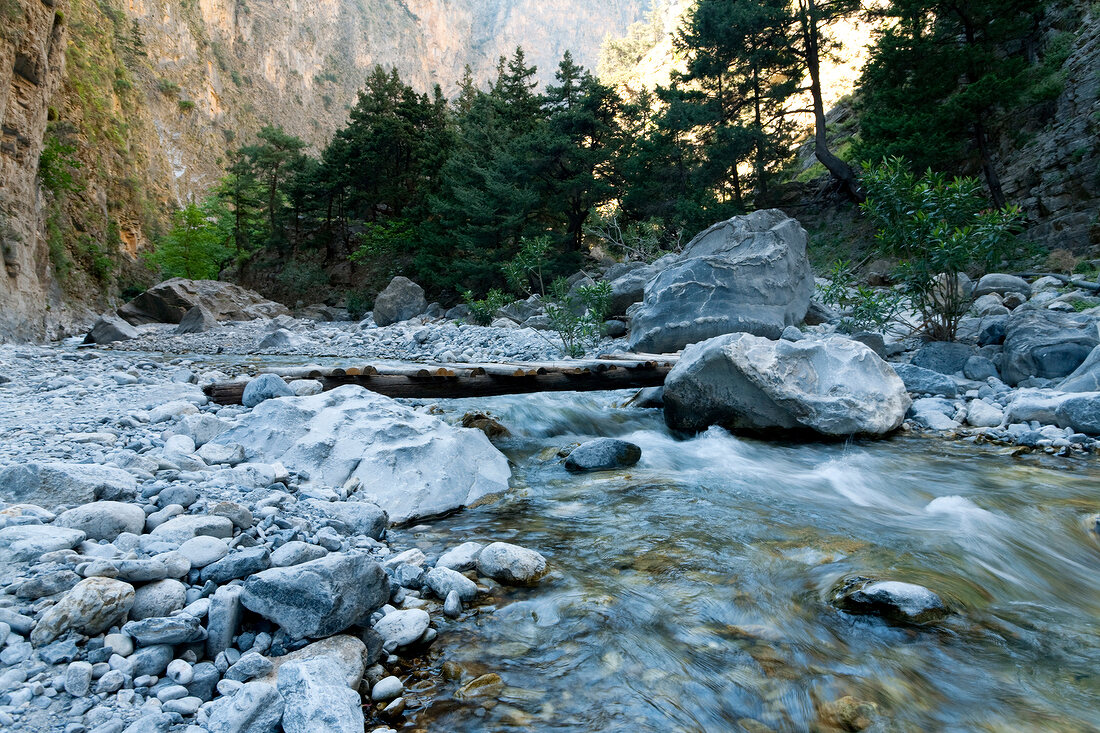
(537, 52, 620, 251)
(856, 0, 1045, 205)
(241, 126, 308, 246)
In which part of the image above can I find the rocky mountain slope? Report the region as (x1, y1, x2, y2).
(0, 0, 653, 342)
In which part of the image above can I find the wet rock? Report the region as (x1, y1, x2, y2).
(1001, 310, 1098, 386)
(455, 673, 504, 701)
(424, 566, 478, 602)
(241, 552, 390, 639)
(0, 462, 137, 508)
(461, 412, 510, 440)
(629, 210, 813, 352)
(664, 334, 910, 437)
(131, 579, 188, 620)
(242, 374, 295, 408)
(213, 385, 511, 523)
(371, 676, 403, 702)
(476, 542, 548, 585)
(564, 438, 642, 472)
(373, 609, 430, 650)
(31, 578, 135, 645)
(436, 541, 484, 571)
(119, 278, 288, 325)
(56, 501, 146, 540)
(0, 524, 86, 562)
(891, 363, 958, 398)
(205, 681, 284, 733)
(373, 276, 427, 327)
(833, 577, 949, 624)
(444, 590, 462, 618)
(176, 304, 219, 334)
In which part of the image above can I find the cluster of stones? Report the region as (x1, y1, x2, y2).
(0, 345, 549, 733)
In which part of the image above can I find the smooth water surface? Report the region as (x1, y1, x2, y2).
(392, 391, 1100, 732)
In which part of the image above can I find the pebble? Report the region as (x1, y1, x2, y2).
(371, 676, 403, 702)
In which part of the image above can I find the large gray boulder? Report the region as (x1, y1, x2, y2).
(664, 333, 910, 437)
(118, 278, 288, 325)
(0, 462, 137, 509)
(240, 552, 389, 639)
(1001, 310, 1099, 386)
(84, 313, 139, 345)
(175, 305, 218, 334)
(372, 276, 427, 327)
(909, 342, 974, 375)
(1004, 390, 1100, 435)
(608, 264, 658, 316)
(31, 578, 135, 645)
(0, 525, 86, 563)
(206, 681, 284, 733)
(1058, 345, 1100, 392)
(628, 210, 813, 353)
(213, 385, 511, 524)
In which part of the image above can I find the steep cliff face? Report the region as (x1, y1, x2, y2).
(0, 0, 653, 342)
(998, 3, 1100, 251)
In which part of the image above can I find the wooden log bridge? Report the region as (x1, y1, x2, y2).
(204, 353, 680, 405)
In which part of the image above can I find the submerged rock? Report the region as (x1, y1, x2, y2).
(832, 576, 949, 624)
(664, 334, 910, 437)
(564, 438, 642, 472)
(476, 542, 548, 585)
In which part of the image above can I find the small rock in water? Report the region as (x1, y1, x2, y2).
(371, 675, 403, 702)
(443, 590, 462, 618)
(476, 542, 548, 585)
(454, 673, 504, 701)
(436, 541, 483, 571)
(564, 438, 642, 472)
(832, 576, 949, 624)
(373, 609, 430, 650)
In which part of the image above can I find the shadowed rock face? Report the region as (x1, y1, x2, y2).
(117, 279, 289, 325)
(628, 210, 813, 353)
(663, 332, 910, 437)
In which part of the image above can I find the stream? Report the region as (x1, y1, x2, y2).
(388, 390, 1100, 732)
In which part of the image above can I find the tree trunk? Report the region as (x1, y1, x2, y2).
(752, 63, 768, 202)
(800, 0, 863, 203)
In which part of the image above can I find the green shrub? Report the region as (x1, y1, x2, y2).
(860, 158, 1024, 341)
(149, 202, 228, 280)
(178, 100, 196, 113)
(345, 290, 372, 320)
(156, 79, 180, 95)
(817, 260, 903, 334)
(276, 260, 329, 296)
(545, 278, 612, 358)
(461, 288, 510, 326)
(38, 135, 83, 195)
(503, 236, 552, 296)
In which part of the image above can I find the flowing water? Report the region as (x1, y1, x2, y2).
(389, 390, 1100, 732)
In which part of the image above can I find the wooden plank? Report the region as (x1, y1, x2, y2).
(205, 364, 672, 405)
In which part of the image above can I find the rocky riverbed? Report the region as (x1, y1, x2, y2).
(0, 342, 555, 732)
